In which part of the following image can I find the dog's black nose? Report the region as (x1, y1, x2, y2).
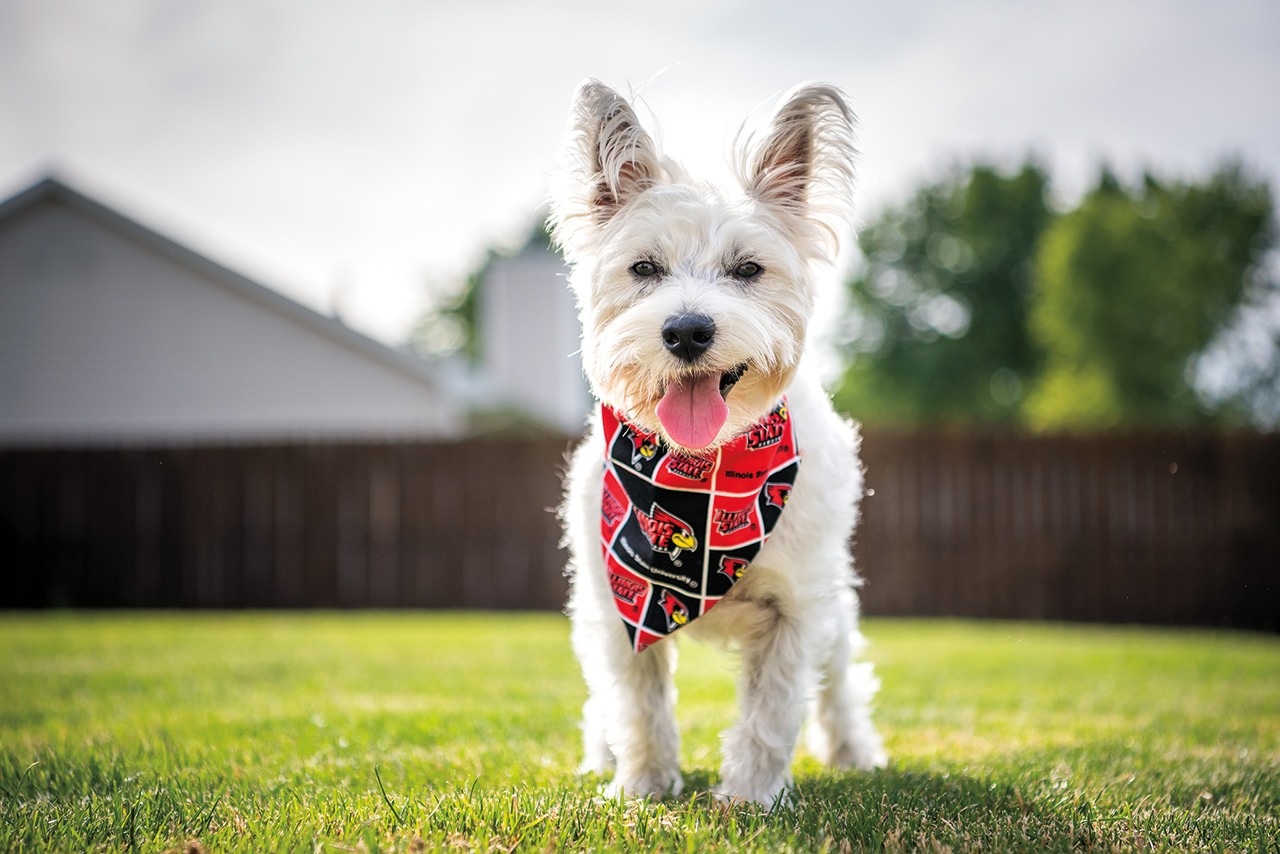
(662, 314, 716, 363)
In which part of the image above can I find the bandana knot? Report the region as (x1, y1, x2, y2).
(599, 398, 801, 652)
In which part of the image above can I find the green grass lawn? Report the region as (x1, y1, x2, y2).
(1, 612, 1277, 853)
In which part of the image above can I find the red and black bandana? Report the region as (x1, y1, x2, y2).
(600, 398, 801, 652)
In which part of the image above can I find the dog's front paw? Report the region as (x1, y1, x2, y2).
(714, 774, 791, 809)
(604, 769, 683, 800)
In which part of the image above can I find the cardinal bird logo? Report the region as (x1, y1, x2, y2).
(630, 431, 659, 467)
(718, 555, 750, 581)
(635, 502, 698, 563)
(657, 589, 689, 631)
(765, 483, 792, 509)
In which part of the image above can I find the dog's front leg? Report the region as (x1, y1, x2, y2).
(718, 597, 811, 806)
(571, 607, 682, 798)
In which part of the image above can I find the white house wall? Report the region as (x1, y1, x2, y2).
(481, 246, 590, 433)
(0, 195, 462, 445)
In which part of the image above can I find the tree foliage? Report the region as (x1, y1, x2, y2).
(411, 219, 556, 363)
(411, 266, 483, 362)
(1024, 163, 1275, 431)
(833, 163, 1055, 425)
(835, 160, 1277, 432)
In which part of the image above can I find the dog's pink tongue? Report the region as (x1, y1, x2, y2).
(656, 374, 727, 450)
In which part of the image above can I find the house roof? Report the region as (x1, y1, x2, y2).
(0, 176, 442, 393)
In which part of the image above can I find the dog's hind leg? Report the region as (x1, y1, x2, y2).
(806, 594, 887, 771)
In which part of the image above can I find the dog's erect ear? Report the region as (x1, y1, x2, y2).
(740, 84, 857, 251)
(549, 80, 662, 258)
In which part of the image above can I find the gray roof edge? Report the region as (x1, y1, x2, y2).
(0, 176, 445, 391)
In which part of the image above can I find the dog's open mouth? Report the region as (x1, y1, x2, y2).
(655, 363, 749, 450)
(719, 362, 749, 398)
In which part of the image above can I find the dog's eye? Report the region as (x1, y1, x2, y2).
(735, 261, 763, 279)
(631, 261, 658, 278)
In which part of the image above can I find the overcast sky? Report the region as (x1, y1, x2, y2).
(3, 0, 1277, 346)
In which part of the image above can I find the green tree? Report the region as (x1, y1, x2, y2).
(1024, 163, 1275, 431)
(411, 265, 483, 361)
(411, 219, 556, 363)
(833, 162, 1055, 426)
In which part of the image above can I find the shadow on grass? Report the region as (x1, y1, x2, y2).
(576, 766, 1094, 851)
(651, 765, 1270, 853)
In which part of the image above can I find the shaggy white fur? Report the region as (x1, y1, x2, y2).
(550, 80, 887, 807)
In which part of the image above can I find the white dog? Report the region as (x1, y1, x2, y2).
(550, 80, 886, 807)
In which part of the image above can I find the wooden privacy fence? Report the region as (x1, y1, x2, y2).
(854, 432, 1278, 629)
(1, 432, 1277, 628)
(0, 440, 572, 611)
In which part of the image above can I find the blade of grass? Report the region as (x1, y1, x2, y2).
(372, 766, 404, 830)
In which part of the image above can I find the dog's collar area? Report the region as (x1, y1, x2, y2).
(599, 398, 800, 653)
